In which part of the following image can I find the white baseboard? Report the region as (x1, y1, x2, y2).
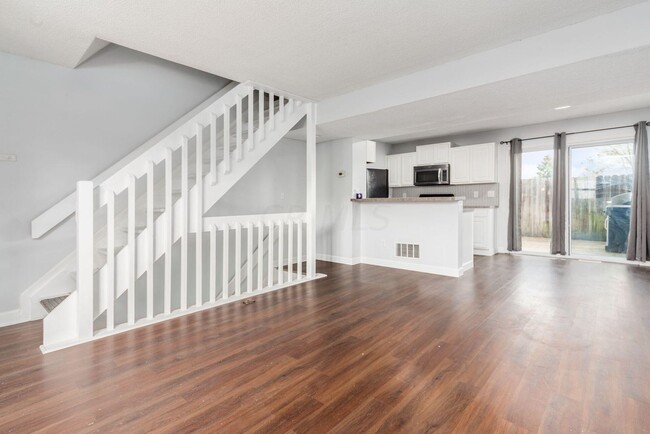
(0, 309, 24, 328)
(460, 260, 474, 274)
(316, 253, 360, 266)
(317, 253, 470, 277)
(359, 257, 463, 278)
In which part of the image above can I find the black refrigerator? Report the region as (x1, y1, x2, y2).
(366, 169, 389, 198)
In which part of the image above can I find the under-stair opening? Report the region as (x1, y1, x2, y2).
(40, 295, 69, 314)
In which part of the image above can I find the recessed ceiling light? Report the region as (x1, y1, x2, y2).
(554, 105, 571, 110)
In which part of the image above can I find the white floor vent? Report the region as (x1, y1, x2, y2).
(396, 243, 420, 259)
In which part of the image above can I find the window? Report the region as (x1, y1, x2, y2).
(521, 148, 554, 253)
(569, 142, 634, 258)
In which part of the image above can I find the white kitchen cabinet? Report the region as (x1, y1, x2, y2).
(470, 143, 497, 183)
(416, 142, 451, 165)
(472, 208, 496, 256)
(400, 152, 417, 186)
(387, 154, 401, 187)
(365, 140, 377, 164)
(450, 146, 471, 184)
(450, 142, 497, 184)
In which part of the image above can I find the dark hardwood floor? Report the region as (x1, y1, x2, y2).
(1, 256, 649, 433)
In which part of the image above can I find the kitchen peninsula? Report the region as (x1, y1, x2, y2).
(351, 197, 474, 277)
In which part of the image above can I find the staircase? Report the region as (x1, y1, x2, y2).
(29, 81, 318, 353)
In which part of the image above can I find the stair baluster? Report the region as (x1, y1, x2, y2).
(209, 225, 217, 303)
(236, 95, 243, 161)
(248, 88, 254, 151)
(222, 224, 229, 300)
(127, 175, 136, 324)
(180, 136, 189, 310)
(210, 114, 217, 185)
(195, 124, 204, 307)
(164, 147, 173, 315)
(146, 161, 154, 319)
(246, 222, 253, 293)
(106, 190, 115, 330)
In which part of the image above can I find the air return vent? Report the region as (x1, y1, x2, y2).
(396, 243, 420, 258)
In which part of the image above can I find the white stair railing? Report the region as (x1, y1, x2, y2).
(42, 82, 317, 352)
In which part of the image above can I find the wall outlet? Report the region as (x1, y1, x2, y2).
(473, 191, 479, 198)
(337, 170, 346, 178)
(0, 154, 17, 162)
(487, 190, 496, 198)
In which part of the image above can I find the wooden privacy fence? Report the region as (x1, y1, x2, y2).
(521, 174, 632, 240)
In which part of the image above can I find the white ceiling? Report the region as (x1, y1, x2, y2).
(316, 46, 650, 143)
(0, 0, 644, 100)
(2, 0, 650, 143)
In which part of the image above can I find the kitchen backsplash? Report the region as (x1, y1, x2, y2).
(390, 183, 499, 208)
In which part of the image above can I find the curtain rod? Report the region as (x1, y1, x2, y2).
(499, 121, 650, 145)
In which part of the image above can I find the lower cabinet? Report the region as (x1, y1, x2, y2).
(472, 208, 496, 256)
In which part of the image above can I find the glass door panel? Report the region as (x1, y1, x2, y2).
(521, 150, 554, 253)
(569, 143, 634, 258)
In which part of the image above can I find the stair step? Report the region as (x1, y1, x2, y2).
(69, 267, 101, 281)
(40, 295, 69, 313)
(98, 246, 126, 256)
(122, 226, 146, 235)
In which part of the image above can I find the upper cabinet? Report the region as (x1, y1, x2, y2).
(449, 142, 497, 184)
(400, 152, 417, 186)
(387, 155, 401, 187)
(416, 142, 451, 165)
(388, 142, 497, 187)
(469, 143, 497, 183)
(386, 152, 417, 187)
(365, 140, 377, 164)
(450, 146, 471, 184)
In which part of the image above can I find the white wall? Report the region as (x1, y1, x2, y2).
(0, 45, 230, 316)
(206, 137, 306, 217)
(390, 106, 650, 252)
(316, 138, 357, 262)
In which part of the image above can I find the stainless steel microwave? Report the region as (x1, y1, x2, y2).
(413, 164, 450, 186)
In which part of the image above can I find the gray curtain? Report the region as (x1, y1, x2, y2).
(551, 132, 567, 255)
(627, 121, 650, 261)
(508, 138, 522, 251)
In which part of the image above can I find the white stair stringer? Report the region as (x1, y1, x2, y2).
(41, 96, 310, 352)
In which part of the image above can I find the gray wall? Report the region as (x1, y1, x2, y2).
(206, 137, 306, 217)
(0, 45, 230, 314)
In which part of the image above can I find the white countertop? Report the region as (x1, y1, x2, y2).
(351, 196, 466, 203)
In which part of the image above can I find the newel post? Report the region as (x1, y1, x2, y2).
(306, 102, 317, 277)
(76, 181, 94, 340)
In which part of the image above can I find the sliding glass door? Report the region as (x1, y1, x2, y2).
(521, 148, 554, 253)
(569, 142, 634, 258)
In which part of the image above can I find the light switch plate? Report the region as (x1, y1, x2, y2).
(473, 191, 479, 198)
(0, 154, 17, 162)
(487, 190, 496, 198)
